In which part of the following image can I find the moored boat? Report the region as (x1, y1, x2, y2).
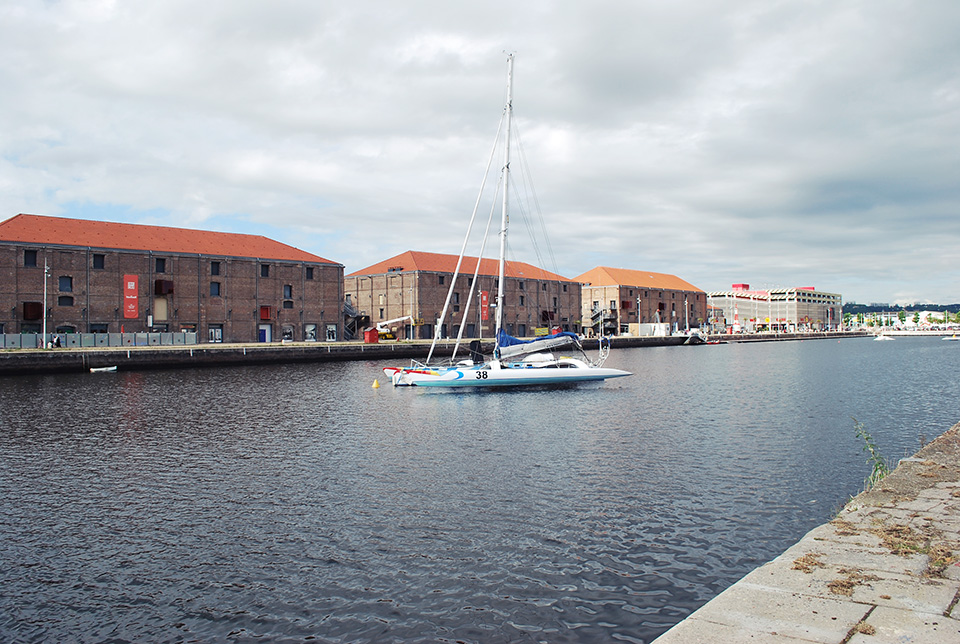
(384, 55, 630, 389)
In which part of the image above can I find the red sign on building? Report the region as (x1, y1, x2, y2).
(123, 275, 139, 319)
(480, 291, 489, 321)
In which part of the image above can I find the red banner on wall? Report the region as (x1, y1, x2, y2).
(123, 274, 139, 319)
(480, 291, 489, 321)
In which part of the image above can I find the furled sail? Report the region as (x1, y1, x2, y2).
(495, 329, 580, 359)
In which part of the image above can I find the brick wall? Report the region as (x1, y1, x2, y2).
(0, 244, 343, 341)
(345, 270, 583, 339)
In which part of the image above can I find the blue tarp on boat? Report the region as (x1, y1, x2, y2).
(496, 329, 579, 347)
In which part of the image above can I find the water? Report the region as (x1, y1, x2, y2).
(1, 336, 958, 643)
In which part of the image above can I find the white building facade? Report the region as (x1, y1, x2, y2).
(707, 284, 842, 333)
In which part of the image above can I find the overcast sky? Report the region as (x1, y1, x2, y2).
(2, 1, 958, 304)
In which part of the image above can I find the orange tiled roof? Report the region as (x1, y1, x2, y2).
(574, 266, 704, 292)
(347, 250, 574, 282)
(0, 213, 337, 264)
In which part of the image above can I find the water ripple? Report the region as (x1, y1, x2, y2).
(1, 338, 958, 642)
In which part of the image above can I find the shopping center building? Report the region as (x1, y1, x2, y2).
(707, 284, 843, 333)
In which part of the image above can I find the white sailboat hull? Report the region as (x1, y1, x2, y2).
(386, 357, 630, 388)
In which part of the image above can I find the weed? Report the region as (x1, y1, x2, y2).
(854, 417, 889, 490)
(926, 543, 957, 578)
(872, 523, 924, 555)
(830, 519, 859, 536)
(854, 621, 876, 635)
(792, 552, 825, 573)
(828, 568, 880, 596)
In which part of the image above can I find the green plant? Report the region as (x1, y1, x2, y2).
(854, 417, 889, 490)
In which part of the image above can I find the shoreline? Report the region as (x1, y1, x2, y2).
(0, 330, 869, 375)
(653, 421, 960, 643)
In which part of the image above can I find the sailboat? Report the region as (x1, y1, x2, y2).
(384, 55, 631, 389)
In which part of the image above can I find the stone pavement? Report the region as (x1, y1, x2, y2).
(653, 422, 960, 643)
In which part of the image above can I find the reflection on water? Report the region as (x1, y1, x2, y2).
(1, 337, 958, 642)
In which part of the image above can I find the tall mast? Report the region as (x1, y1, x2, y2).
(494, 53, 513, 350)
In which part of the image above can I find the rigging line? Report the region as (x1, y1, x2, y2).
(512, 121, 561, 280)
(516, 126, 559, 286)
(426, 111, 506, 364)
(451, 172, 503, 361)
(508, 129, 546, 276)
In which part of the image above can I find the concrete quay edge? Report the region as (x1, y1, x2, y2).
(0, 331, 863, 376)
(0, 334, 691, 376)
(653, 421, 960, 644)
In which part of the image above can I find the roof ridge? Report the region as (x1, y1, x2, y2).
(347, 249, 573, 281)
(0, 213, 338, 265)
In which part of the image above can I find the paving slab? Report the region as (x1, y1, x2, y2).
(656, 583, 871, 643)
(848, 606, 960, 643)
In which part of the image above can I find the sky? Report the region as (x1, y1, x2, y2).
(1, 1, 958, 305)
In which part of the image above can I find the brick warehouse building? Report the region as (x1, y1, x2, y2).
(574, 266, 707, 336)
(0, 214, 343, 343)
(344, 250, 582, 340)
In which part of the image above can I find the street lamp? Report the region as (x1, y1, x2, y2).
(42, 259, 49, 347)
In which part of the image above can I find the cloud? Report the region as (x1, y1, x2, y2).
(1, 0, 958, 305)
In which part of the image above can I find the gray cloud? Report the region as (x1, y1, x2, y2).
(1, 0, 958, 304)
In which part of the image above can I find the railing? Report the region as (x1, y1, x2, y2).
(1, 333, 199, 349)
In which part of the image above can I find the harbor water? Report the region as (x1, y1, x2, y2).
(1, 336, 958, 643)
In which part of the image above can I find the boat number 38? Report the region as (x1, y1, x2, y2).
(475, 370, 489, 379)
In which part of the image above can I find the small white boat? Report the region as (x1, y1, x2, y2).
(944, 335, 960, 341)
(874, 334, 894, 341)
(89, 366, 118, 373)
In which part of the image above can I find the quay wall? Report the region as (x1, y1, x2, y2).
(0, 331, 865, 376)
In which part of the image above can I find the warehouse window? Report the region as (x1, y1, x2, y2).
(260, 264, 270, 278)
(59, 276, 73, 292)
(93, 254, 105, 269)
(155, 258, 166, 273)
(24, 250, 37, 267)
(210, 282, 221, 297)
(58, 296, 74, 306)
(305, 267, 314, 280)
(211, 261, 220, 276)
(283, 285, 293, 299)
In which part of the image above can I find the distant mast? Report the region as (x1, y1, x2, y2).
(495, 53, 514, 351)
